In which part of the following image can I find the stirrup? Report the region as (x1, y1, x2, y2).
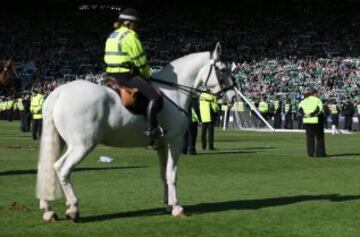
(144, 127, 165, 139)
(144, 127, 166, 147)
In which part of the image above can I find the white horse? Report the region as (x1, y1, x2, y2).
(36, 42, 236, 222)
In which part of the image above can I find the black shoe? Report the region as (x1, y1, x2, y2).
(209, 147, 215, 150)
(202, 145, 206, 150)
(144, 127, 166, 144)
(188, 150, 197, 155)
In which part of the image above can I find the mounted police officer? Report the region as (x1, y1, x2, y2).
(104, 8, 164, 144)
(298, 87, 326, 158)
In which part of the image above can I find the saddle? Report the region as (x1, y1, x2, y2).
(105, 77, 161, 115)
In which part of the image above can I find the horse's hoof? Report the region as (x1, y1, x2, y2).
(174, 211, 188, 218)
(171, 205, 185, 217)
(65, 212, 79, 222)
(43, 211, 58, 222)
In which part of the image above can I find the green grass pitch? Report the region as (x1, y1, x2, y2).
(1, 121, 360, 237)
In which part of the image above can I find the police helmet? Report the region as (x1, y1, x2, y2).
(118, 8, 140, 22)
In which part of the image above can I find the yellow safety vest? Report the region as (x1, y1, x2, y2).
(104, 26, 150, 79)
(299, 96, 323, 124)
(274, 100, 280, 111)
(285, 103, 291, 113)
(329, 104, 338, 115)
(17, 98, 24, 111)
(199, 92, 218, 123)
(258, 101, 269, 113)
(30, 94, 45, 119)
(233, 101, 244, 112)
(191, 108, 199, 122)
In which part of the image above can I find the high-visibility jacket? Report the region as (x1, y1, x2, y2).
(329, 104, 339, 115)
(191, 108, 199, 122)
(233, 101, 244, 112)
(258, 101, 269, 113)
(357, 104, 360, 114)
(284, 103, 291, 113)
(17, 98, 24, 111)
(6, 100, 14, 110)
(104, 26, 150, 79)
(221, 105, 228, 111)
(30, 93, 45, 119)
(299, 95, 323, 124)
(274, 100, 280, 111)
(0, 101, 5, 111)
(199, 92, 218, 123)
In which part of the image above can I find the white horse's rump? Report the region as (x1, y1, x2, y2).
(36, 43, 236, 221)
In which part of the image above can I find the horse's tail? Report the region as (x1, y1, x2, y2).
(36, 89, 62, 201)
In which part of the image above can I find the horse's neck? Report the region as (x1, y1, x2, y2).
(154, 52, 210, 110)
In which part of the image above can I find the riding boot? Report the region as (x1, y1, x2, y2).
(144, 99, 165, 144)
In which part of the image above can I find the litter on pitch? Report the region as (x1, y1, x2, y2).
(98, 156, 113, 163)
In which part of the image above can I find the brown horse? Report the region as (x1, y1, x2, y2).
(0, 59, 21, 95)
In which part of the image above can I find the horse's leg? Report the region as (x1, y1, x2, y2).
(166, 140, 185, 217)
(40, 199, 58, 222)
(54, 144, 93, 221)
(156, 141, 169, 211)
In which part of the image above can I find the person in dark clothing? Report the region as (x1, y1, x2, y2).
(273, 96, 282, 129)
(322, 99, 330, 129)
(182, 99, 200, 155)
(284, 98, 293, 129)
(341, 97, 355, 132)
(22, 93, 31, 132)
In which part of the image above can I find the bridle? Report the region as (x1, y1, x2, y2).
(150, 58, 235, 98)
(149, 57, 236, 116)
(203, 58, 235, 97)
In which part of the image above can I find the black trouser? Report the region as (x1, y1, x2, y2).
(284, 113, 293, 129)
(344, 115, 353, 131)
(19, 111, 25, 132)
(273, 112, 282, 129)
(323, 115, 328, 129)
(201, 121, 214, 149)
(109, 73, 161, 131)
(23, 112, 31, 132)
(182, 122, 198, 153)
(32, 119, 42, 140)
(331, 114, 339, 126)
(304, 123, 326, 157)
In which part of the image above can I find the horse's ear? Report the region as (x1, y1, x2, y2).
(212, 42, 222, 61)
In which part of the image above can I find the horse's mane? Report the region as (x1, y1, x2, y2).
(152, 52, 210, 81)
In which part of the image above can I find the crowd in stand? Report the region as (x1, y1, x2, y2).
(1, 3, 360, 130)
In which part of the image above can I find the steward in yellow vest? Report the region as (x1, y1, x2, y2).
(30, 90, 45, 140)
(258, 96, 269, 121)
(199, 92, 218, 150)
(104, 8, 163, 145)
(298, 87, 326, 158)
(30, 93, 44, 119)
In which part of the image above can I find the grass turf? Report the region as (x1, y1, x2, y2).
(1, 120, 360, 237)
